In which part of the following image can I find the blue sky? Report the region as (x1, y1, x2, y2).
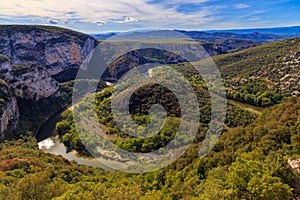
(0, 0, 300, 33)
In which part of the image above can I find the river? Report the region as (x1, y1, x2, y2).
(36, 81, 125, 170)
(36, 111, 110, 169)
(36, 79, 263, 169)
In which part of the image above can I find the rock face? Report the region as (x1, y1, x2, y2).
(0, 56, 59, 100)
(0, 97, 19, 136)
(0, 25, 97, 76)
(0, 55, 60, 135)
(0, 76, 19, 136)
(100, 39, 256, 80)
(9, 65, 59, 100)
(288, 159, 300, 173)
(0, 59, 12, 72)
(212, 39, 256, 53)
(0, 25, 97, 136)
(103, 45, 212, 80)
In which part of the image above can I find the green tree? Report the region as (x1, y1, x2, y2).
(247, 174, 293, 200)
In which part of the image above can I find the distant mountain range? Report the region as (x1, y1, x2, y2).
(91, 25, 300, 42)
(205, 25, 300, 37)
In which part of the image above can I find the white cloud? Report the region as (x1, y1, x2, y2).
(116, 16, 138, 23)
(234, 3, 250, 9)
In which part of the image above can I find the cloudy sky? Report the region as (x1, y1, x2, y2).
(0, 0, 300, 33)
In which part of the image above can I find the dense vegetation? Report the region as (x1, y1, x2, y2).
(170, 38, 300, 107)
(216, 38, 300, 106)
(50, 38, 300, 199)
(0, 97, 299, 199)
(56, 76, 256, 155)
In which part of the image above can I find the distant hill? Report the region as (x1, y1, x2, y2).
(91, 32, 116, 40)
(92, 26, 300, 43)
(177, 30, 283, 43)
(206, 25, 300, 38)
(92, 29, 283, 43)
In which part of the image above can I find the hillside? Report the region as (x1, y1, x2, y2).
(175, 38, 300, 107)
(177, 30, 283, 42)
(206, 25, 300, 38)
(216, 38, 300, 106)
(0, 97, 299, 199)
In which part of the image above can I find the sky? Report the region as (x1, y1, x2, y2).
(0, 0, 300, 33)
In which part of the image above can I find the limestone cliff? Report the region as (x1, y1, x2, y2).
(0, 25, 97, 76)
(0, 76, 19, 136)
(0, 25, 97, 136)
(0, 55, 60, 134)
(0, 54, 59, 100)
(9, 64, 59, 100)
(0, 96, 19, 137)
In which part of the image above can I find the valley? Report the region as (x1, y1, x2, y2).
(0, 25, 299, 199)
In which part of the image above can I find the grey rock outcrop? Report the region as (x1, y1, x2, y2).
(9, 64, 59, 100)
(0, 56, 60, 134)
(0, 25, 98, 135)
(0, 77, 19, 136)
(0, 25, 97, 76)
(0, 96, 19, 136)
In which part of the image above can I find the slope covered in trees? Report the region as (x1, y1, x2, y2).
(175, 38, 300, 107)
(0, 97, 299, 199)
(216, 38, 300, 106)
